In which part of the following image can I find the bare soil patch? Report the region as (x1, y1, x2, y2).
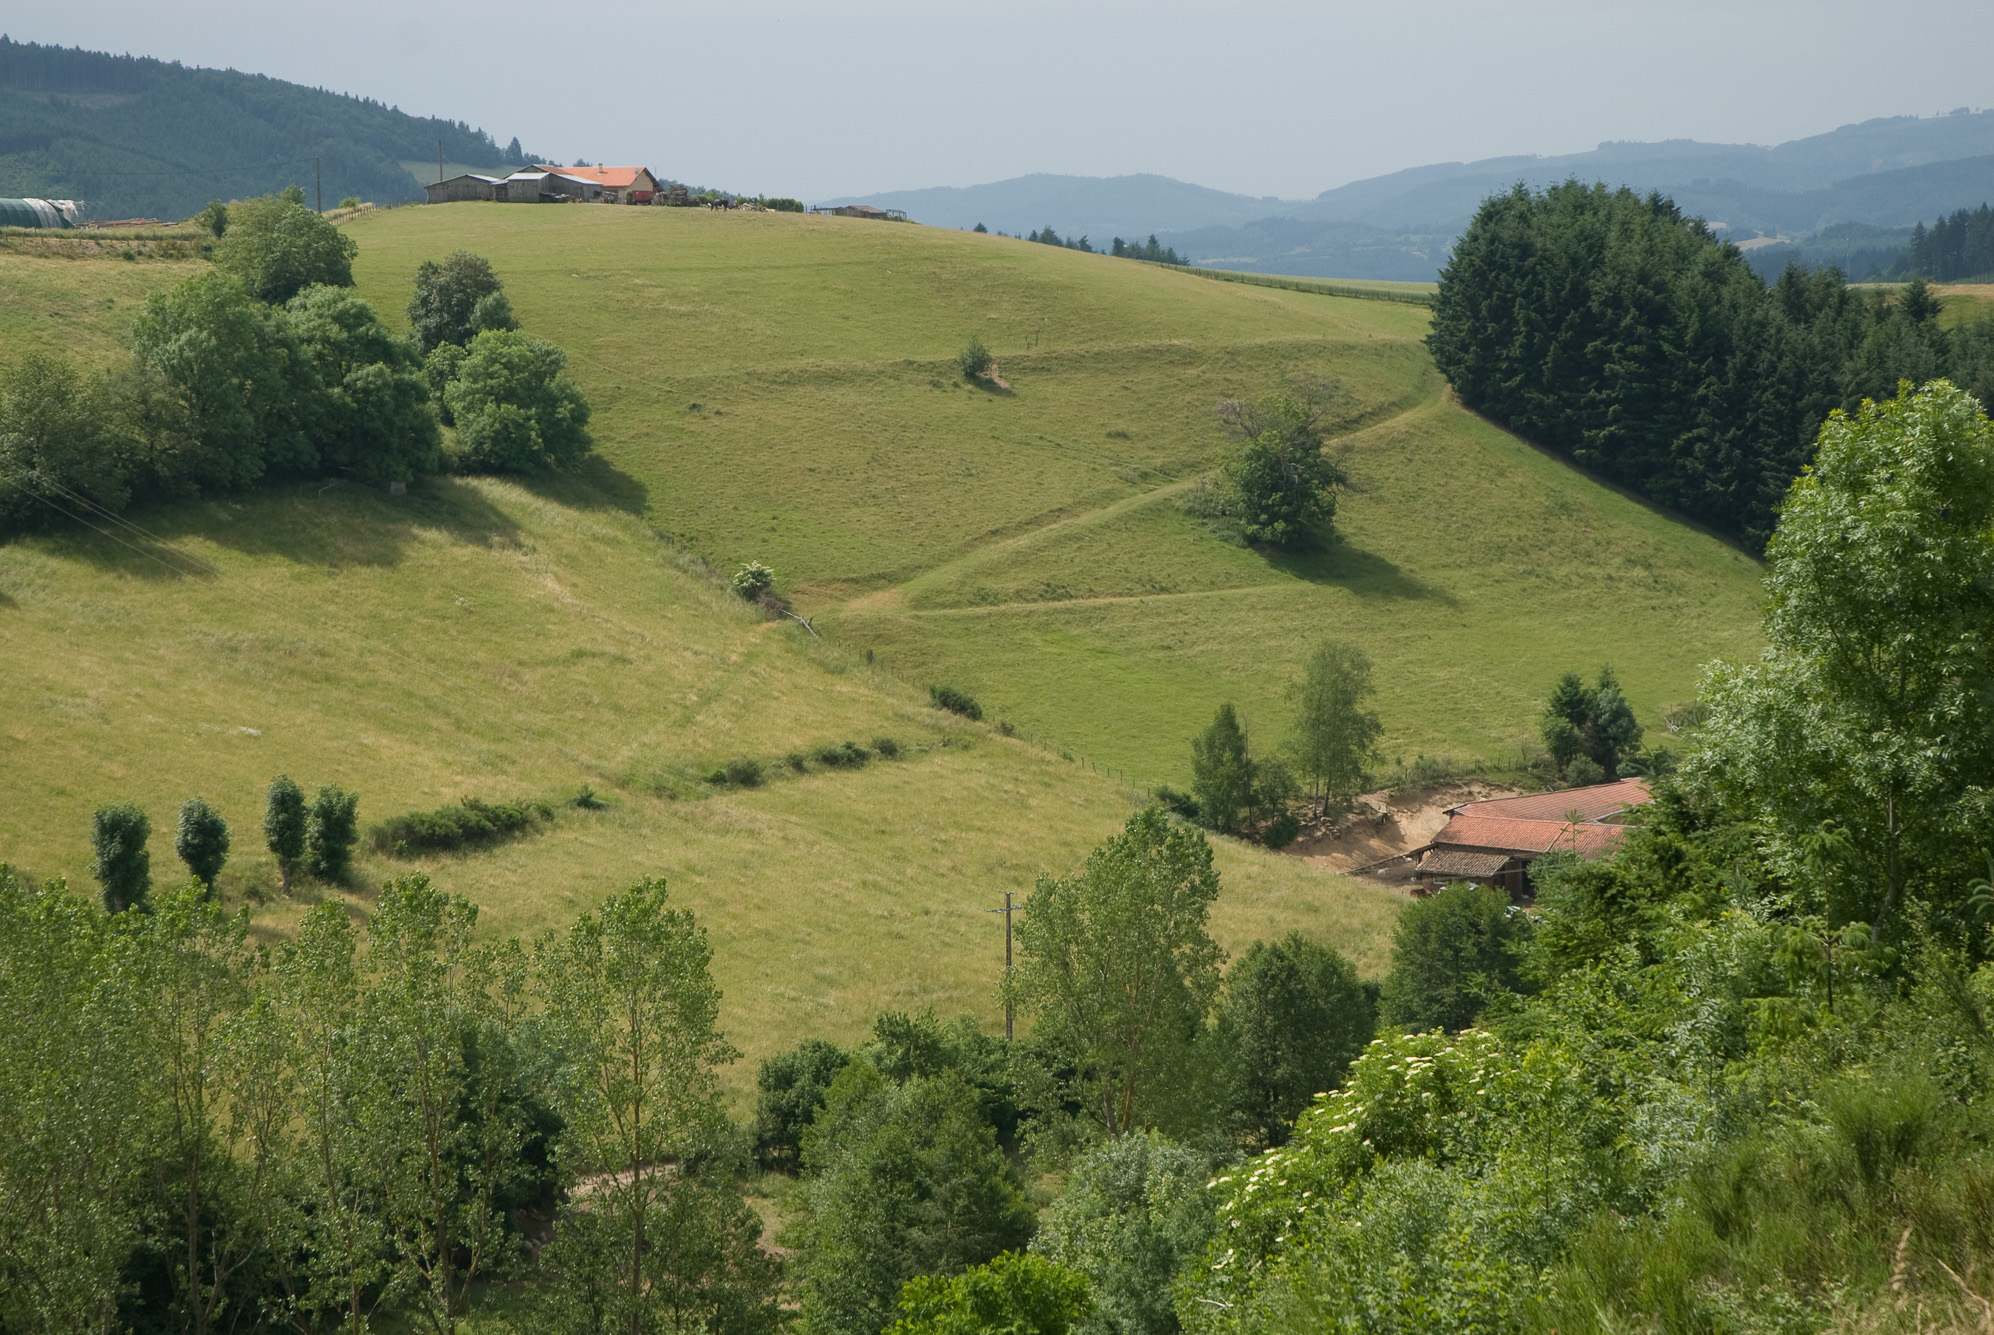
(1284, 780, 1523, 875)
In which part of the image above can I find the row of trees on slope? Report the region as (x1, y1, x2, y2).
(1428, 180, 1994, 548)
(0, 191, 593, 538)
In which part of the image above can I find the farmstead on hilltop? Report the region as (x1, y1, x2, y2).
(423, 165, 661, 205)
(1414, 777, 1652, 897)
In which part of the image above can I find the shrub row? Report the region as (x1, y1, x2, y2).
(711, 738, 904, 787)
(370, 796, 553, 854)
(928, 684, 982, 720)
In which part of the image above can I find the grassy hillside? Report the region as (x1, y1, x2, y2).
(1, 205, 1767, 1087)
(339, 204, 1765, 783)
(0, 466, 1393, 1092)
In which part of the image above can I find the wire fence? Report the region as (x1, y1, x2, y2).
(1160, 265, 1438, 308)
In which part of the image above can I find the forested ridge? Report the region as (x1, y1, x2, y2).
(0, 37, 537, 220)
(1427, 181, 1994, 547)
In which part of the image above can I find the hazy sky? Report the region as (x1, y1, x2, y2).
(13, 0, 1994, 201)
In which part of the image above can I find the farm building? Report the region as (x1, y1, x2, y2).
(533, 165, 660, 204)
(0, 198, 81, 227)
(1413, 777, 1652, 898)
(811, 204, 909, 221)
(424, 174, 505, 204)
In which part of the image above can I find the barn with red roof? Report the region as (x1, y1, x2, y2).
(1416, 777, 1651, 898)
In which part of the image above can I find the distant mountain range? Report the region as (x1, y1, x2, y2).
(825, 113, 1994, 281)
(0, 38, 541, 220)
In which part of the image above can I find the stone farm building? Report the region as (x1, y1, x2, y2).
(1414, 777, 1652, 898)
(423, 165, 661, 205)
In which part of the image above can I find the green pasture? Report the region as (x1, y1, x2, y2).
(0, 464, 1402, 1093)
(339, 204, 1765, 784)
(0, 203, 1771, 1080)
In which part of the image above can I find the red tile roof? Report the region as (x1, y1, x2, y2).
(537, 165, 653, 189)
(1453, 777, 1650, 824)
(1434, 814, 1633, 857)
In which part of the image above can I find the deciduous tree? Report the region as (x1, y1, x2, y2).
(263, 776, 306, 893)
(174, 797, 230, 891)
(213, 187, 358, 304)
(1695, 380, 1994, 940)
(91, 801, 152, 913)
(537, 877, 740, 1335)
(1286, 639, 1382, 817)
(1009, 808, 1225, 1136)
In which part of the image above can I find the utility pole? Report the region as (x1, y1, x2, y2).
(315, 157, 322, 213)
(985, 890, 1022, 1040)
(438, 138, 444, 185)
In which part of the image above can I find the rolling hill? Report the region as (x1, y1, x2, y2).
(0, 205, 1768, 1084)
(836, 112, 1994, 280)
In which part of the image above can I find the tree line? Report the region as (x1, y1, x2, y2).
(0, 193, 592, 539)
(1428, 180, 1994, 548)
(1900, 201, 1994, 282)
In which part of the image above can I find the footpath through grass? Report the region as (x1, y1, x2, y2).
(341, 205, 1766, 786)
(0, 465, 1402, 1094)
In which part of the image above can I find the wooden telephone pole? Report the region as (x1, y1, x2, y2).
(315, 157, 322, 213)
(985, 890, 1022, 1040)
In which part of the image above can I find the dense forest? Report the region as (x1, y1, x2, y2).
(0, 38, 538, 219)
(1427, 181, 1994, 547)
(1901, 203, 1994, 281)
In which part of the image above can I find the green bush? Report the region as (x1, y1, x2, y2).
(958, 338, 994, 381)
(786, 751, 810, 772)
(1209, 390, 1349, 550)
(724, 757, 765, 787)
(732, 561, 776, 600)
(763, 197, 805, 213)
(1218, 933, 1374, 1145)
(871, 737, 902, 759)
(889, 1252, 1092, 1335)
(369, 796, 553, 854)
(1379, 883, 1530, 1033)
(1261, 812, 1301, 849)
(213, 187, 359, 303)
(1030, 1133, 1213, 1335)
(174, 797, 230, 890)
(929, 685, 983, 721)
(405, 250, 514, 354)
(814, 741, 871, 769)
(440, 329, 592, 473)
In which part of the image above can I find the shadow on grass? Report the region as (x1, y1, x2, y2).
(516, 453, 650, 515)
(42, 475, 527, 576)
(1262, 539, 1455, 604)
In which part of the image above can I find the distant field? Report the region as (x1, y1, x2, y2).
(340, 205, 1765, 785)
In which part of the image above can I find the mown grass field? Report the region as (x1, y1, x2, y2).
(2, 203, 1768, 1086)
(339, 204, 1766, 783)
